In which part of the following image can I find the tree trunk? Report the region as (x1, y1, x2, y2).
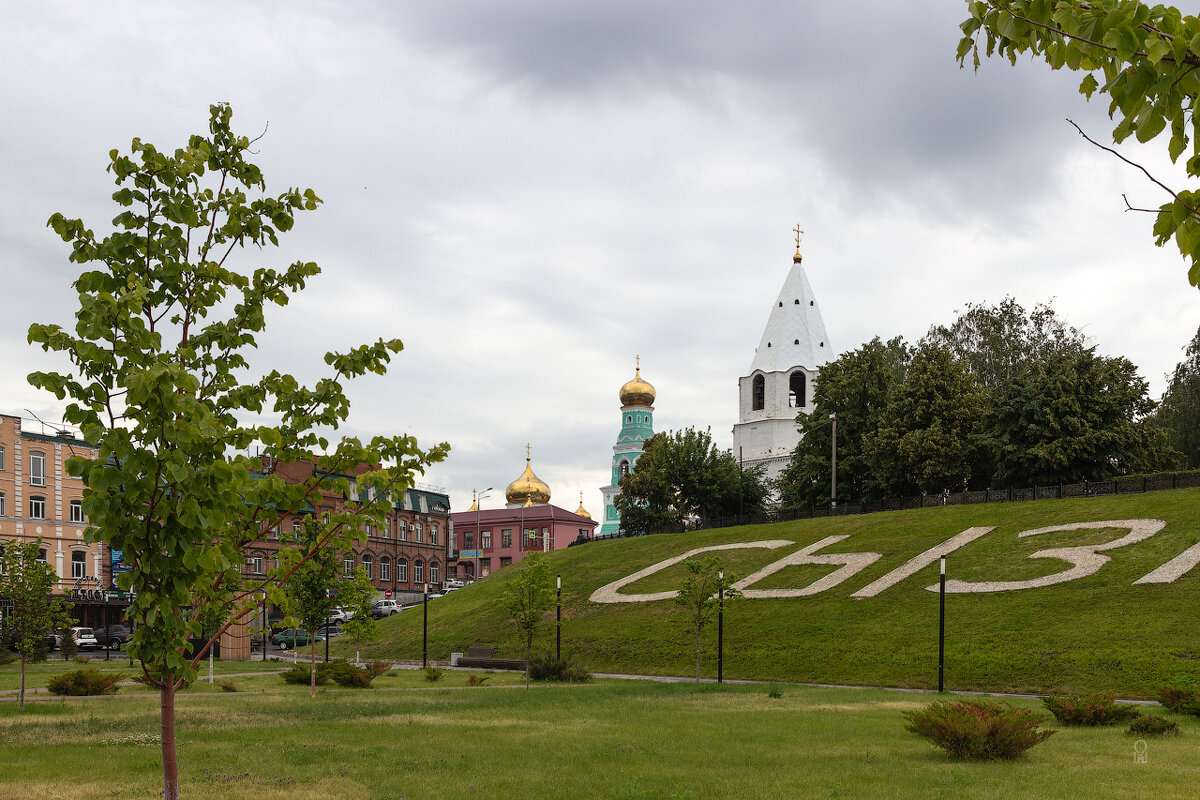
(161, 678, 179, 800)
(310, 637, 317, 698)
(695, 626, 701, 682)
(19, 651, 26, 710)
(525, 635, 531, 690)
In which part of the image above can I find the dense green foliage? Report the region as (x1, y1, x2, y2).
(46, 668, 126, 696)
(529, 651, 592, 683)
(336, 487, 1200, 697)
(1156, 685, 1200, 715)
(26, 103, 447, 800)
(616, 427, 768, 532)
(0, 539, 74, 708)
(779, 300, 1169, 508)
(959, 1, 1200, 287)
(1153, 326, 1200, 467)
(1129, 714, 1181, 735)
(1040, 693, 1141, 725)
(903, 700, 1055, 760)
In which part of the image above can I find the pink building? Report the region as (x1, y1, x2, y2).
(449, 450, 596, 579)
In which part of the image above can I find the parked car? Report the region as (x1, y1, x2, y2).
(371, 599, 401, 619)
(314, 624, 343, 638)
(328, 607, 354, 624)
(426, 592, 445, 600)
(92, 625, 132, 650)
(4, 631, 57, 652)
(269, 628, 325, 650)
(443, 578, 465, 590)
(69, 627, 101, 650)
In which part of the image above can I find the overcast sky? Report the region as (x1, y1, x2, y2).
(3, 1, 1197, 514)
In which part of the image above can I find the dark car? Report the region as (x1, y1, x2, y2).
(269, 628, 325, 650)
(92, 625, 132, 650)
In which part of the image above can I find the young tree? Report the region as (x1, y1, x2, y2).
(776, 336, 910, 510)
(501, 552, 555, 689)
(0, 540, 74, 709)
(336, 569, 379, 667)
(959, 1, 1200, 288)
(279, 535, 341, 698)
(27, 104, 448, 800)
(673, 557, 740, 682)
(616, 427, 768, 533)
(1153, 325, 1200, 467)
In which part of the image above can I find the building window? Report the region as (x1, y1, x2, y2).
(789, 371, 806, 408)
(481, 530, 491, 549)
(0, 444, 5, 470)
(361, 554, 373, 579)
(246, 556, 263, 574)
(271, 524, 281, 539)
(464, 531, 474, 549)
(501, 529, 512, 548)
(752, 374, 765, 411)
(69, 499, 84, 523)
(37, 549, 47, 564)
(292, 519, 302, 533)
(71, 551, 86, 579)
(29, 496, 46, 519)
(429, 525, 438, 545)
(30, 451, 46, 487)
(365, 523, 376, 538)
(430, 562, 439, 584)
(500, 557, 512, 568)
(415, 523, 423, 543)
(414, 561, 423, 584)
(399, 521, 408, 541)
(380, 556, 390, 581)
(398, 559, 408, 582)
(619, 460, 630, 478)
(0, 492, 5, 517)
(343, 555, 354, 575)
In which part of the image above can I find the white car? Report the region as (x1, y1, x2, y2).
(443, 578, 465, 590)
(371, 599, 401, 618)
(68, 626, 100, 650)
(328, 607, 354, 623)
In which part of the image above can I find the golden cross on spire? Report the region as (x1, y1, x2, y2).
(793, 223, 804, 254)
(526, 442, 531, 462)
(636, 354, 640, 373)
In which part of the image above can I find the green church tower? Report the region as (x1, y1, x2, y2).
(599, 358, 656, 535)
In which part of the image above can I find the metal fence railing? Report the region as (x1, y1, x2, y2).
(592, 471, 1200, 541)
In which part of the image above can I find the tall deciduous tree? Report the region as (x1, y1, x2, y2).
(864, 344, 989, 496)
(673, 557, 740, 682)
(776, 336, 910, 510)
(615, 427, 768, 533)
(959, 1, 1200, 288)
(0, 540, 74, 709)
(502, 552, 555, 689)
(27, 104, 448, 800)
(1153, 325, 1200, 468)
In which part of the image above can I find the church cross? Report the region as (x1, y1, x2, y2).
(793, 223, 805, 254)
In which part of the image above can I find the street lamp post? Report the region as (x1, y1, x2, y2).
(556, 575, 562, 660)
(938, 555, 946, 692)
(830, 412, 838, 510)
(261, 591, 268, 663)
(474, 487, 492, 582)
(717, 569, 724, 684)
(422, 583, 429, 669)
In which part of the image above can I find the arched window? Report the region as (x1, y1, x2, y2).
(619, 460, 630, 478)
(414, 560, 424, 584)
(398, 559, 408, 582)
(752, 374, 765, 411)
(361, 553, 373, 578)
(430, 561, 439, 584)
(789, 371, 806, 408)
(380, 556, 391, 581)
(342, 554, 355, 574)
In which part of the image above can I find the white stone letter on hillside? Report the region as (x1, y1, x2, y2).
(1134, 539, 1200, 584)
(589, 540, 794, 604)
(931, 519, 1166, 593)
(851, 527, 996, 599)
(734, 536, 881, 598)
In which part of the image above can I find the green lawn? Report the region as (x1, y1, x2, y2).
(0, 680, 1195, 799)
(336, 489, 1200, 697)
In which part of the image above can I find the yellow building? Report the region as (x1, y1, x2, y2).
(0, 413, 118, 627)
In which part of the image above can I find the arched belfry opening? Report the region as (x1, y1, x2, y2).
(752, 374, 765, 411)
(789, 371, 806, 408)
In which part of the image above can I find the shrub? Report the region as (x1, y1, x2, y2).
(47, 668, 125, 696)
(530, 651, 591, 683)
(281, 665, 330, 686)
(58, 630, 78, 660)
(219, 680, 239, 693)
(467, 674, 490, 686)
(1129, 715, 1180, 736)
(903, 700, 1055, 760)
(424, 666, 444, 682)
(767, 686, 784, 699)
(1157, 686, 1200, 716)
(324, 660, 389, 689)
(1041, 693, 1141, 726)
(0, 651, 14, 667)
(74, 655, 90, 664)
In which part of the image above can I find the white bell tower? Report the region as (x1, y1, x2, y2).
(732, 227, 833, 484)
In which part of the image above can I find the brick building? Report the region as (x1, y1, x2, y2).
(240, 459, 452, 599)
(0, 413, 125, 628)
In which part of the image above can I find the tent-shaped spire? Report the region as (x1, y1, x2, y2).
(748, 255, 832, 374)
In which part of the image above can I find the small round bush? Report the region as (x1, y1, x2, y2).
(1129, 715, 1180, 736)
(904, 700, 1055, 760)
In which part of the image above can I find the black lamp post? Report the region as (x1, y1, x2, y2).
(938, 555, 946, 692)
(556, 574, 562, 660)
(717, 569, 724, 684)
(261, 591, 268, 662)
(422, 584, 429, 668)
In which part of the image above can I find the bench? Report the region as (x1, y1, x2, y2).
(457, 645, 526, 671)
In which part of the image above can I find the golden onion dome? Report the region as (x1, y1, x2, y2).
(575, 491, 592, 519)
(505, 448, 551, 506)
(619, 359, 656, 408)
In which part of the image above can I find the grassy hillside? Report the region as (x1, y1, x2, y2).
(330, 489, 1200, 696)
